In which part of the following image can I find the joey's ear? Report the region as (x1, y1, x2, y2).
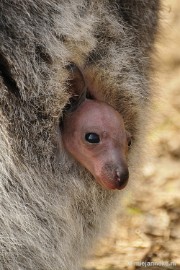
(64, 63, 87, 113)
(66, 63, 86, 98)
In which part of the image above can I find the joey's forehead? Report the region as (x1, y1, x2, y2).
(72, 101, 125, 133)
(80, 113, 124, 130)
(79, 101, 122, 120)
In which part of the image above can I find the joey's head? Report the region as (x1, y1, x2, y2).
(61, 99, 131, 190)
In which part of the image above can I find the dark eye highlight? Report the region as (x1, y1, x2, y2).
(85, 133, 100, 144)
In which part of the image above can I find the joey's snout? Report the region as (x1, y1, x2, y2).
(95, 162, 129, 190)
(114, 167, 129, 189)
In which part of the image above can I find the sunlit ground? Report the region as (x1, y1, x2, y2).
(84, 1, 180, 269)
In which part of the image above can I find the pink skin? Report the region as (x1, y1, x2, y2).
(61, 99, 131, 190)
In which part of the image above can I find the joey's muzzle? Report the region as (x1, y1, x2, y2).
(94, 162, 129, 190)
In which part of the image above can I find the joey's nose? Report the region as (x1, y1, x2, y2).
(115, 168, 129, 190)
(97, 163, 129, 190)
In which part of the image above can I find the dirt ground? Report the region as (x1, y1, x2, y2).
(83, 1, 180, 270)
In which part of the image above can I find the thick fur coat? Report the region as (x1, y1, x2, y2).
(0, 1, 160, 269)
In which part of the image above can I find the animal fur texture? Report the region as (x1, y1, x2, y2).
(0, 1, 160, 269)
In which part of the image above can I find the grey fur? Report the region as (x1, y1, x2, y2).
(0, 1, 160, 269)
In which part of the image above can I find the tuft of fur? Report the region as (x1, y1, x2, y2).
(0, 1, 160, 269)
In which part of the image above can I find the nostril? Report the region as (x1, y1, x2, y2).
(116, 170, 121, 181)
(101, 163, 129, 190)
(115, 168, 129, 186)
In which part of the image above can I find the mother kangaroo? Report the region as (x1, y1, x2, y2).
(0, 1, 160, 269)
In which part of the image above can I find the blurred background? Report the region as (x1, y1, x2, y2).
(84, 1, 180, 269)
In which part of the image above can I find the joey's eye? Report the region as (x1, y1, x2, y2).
(128, 140, 132, 147)
(85, 133, 100, 144)
(127, 137, 132, 147)
(126, 131, 132, 148)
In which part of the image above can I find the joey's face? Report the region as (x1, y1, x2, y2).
(62, 99, 131, 190)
